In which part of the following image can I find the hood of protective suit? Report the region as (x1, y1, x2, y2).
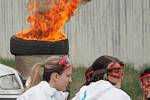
(71, 80, 131, 100)
(17, 81, 68, 100)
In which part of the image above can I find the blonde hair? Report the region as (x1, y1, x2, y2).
(26, 55, 69, 90)
(26, 63, 43, 90)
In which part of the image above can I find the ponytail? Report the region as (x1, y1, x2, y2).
(26, 63, 43, 90)
(25, 55, 70, 90)
(84, 66, 93, 85)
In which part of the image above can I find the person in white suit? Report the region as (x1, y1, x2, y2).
(72, 55, 131, 100)
(17, 55, 72, 100)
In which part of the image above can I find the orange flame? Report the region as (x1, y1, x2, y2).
(16, 0, 80, 41)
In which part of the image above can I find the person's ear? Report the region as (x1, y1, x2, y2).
(51, 73, 60, 81)
(103, 73, 108, 80)
(140, 82, 142, 88)
(140, 81, 144, 89)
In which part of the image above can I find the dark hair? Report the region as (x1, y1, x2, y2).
(140, 67, 150, 77)
(85, 55, 124, 85)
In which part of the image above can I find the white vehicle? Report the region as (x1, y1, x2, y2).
(0, 64, 25, 100)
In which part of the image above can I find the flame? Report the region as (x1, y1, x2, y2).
(16, 0, 80, 41)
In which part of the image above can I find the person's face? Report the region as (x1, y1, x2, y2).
(141, 75, 150, 98)
(55, 67, 72, 91)
(107, 63, 124, 88)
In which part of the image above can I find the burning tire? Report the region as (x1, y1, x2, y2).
(10, 35, 69, 55)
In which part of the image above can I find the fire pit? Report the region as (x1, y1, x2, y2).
(10, 35, 69, 55)
(10, 0, 80, 79)
(10, 35, 69, 79)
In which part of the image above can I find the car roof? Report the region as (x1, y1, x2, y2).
(0, 64, 17, 76)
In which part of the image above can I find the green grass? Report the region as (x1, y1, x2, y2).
(0, 58, 145, 100)
(70, 67, 86, 99)
(121, 64, 143, 100)
(0, 58, 16, 68)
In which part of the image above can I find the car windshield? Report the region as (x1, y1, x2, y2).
(0, 74, 21, 90)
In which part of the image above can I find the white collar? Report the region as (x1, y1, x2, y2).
(38, 81, 57, 97)
(38, 81, 67, 100)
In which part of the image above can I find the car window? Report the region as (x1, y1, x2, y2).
(0, 74, 21, 90)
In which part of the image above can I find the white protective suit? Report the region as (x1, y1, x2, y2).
(72, 80, 131, 100)
(17, 81, 68, 100)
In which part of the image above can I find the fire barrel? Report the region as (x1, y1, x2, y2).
(10, 35, 69, 79)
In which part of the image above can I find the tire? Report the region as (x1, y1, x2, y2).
(10, 35, 69, 55)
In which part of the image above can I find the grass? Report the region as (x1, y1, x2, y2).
(121, 64, 143, 100)
(0, 58, 16, 68)
(70, 67, 86, 99)
(0, 58, 145, 100)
